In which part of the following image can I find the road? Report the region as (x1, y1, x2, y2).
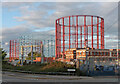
(2, 71, 120, 82)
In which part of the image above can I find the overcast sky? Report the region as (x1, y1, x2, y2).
(1, 1, 119, 56)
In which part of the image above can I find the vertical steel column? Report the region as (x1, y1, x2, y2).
(21, 46, 24, 65)
(80, 26, 82, 48)
(69, 16, 71, 49)
(43, 40, 45, 58)
(50, 35, 53, 57)
(31, 45, 33, 64)
(17, 42, 19, 59)
(76, 16, 78, 48)
(97, 17, 99, 49)
(15, 40, 16, 60)
(72, 16, 76, 48)
(91, 16, 93, 48)
(41, 41, 44, 63)
(54, 40, 55, 57)
(103, 19, 104, 49)
(9, 40, 11, 61)
(37, 40, 39, 53)
(48, 40, 49, 57)
(86, 26, 88, 47)
(55, 20, 57, 59)
(58, 19, 60, 58)
(39, 40, 41, 54)
(35, 40, 36, 52)
(101, 18, 103, 49)
(59, 19, 61, 58)
(84, 16, 86, 47)
(12, 40, 14, 60)
(63, 18, 65, 59)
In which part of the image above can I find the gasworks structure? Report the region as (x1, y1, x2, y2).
(55, 15, 104, 59)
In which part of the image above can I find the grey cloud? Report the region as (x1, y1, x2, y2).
(2, 2, 118, 50)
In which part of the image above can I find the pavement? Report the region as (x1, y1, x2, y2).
(2, 71, 120, 82)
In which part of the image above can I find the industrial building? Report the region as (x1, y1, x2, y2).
(55, 15, 119, 67)
(63, 47, 120, 66)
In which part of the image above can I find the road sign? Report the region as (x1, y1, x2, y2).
(67, 69, 76, 71)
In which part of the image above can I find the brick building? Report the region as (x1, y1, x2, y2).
(64, 47, 120, 65)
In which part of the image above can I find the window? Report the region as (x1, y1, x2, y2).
(73, 50, 76, 54)
(90, 51, 92, 55)
(103, 52, 105, 56)
(100, 52, 102, 55)
(97, 58, 99, 61)
(97, 52, 99, 55)
(106, 52, 108, 56)
(109, 58, 112, 61)
(94, 52, 96, 55)
(83, 52, 85, 55)
(80, 52, 82, 55)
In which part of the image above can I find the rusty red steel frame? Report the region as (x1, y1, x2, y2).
(9, 40, 19, 61)
(55, 15, 104, 59)
(9, 39, 42, 61)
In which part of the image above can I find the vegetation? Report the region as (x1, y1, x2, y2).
(26, 52, 41, 60)
(0, 48, 7, 61)
(3, 61, 73, 71)
(1, 48, 85, 76)
(2, 61, 86, 76)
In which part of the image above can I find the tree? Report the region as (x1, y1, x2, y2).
(26, 52, 41, 60)
(0, 48, 7, 61)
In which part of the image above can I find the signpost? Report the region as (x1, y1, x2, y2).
(67, 69, 76, 72)
(67, 69, 76, 75)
